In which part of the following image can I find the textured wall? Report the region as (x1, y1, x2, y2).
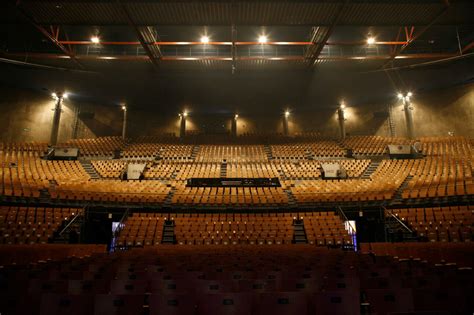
(0, 83, 472, 142)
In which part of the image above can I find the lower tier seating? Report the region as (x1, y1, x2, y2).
(0, 245, 472, 315)
(390, 205, 473, 242)
(0, 206, 79, 244)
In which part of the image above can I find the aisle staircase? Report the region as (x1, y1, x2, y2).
(360, 161, 380, 179)
(161, 220, 176, 244)
(293, 218, 308, 244)
(80, 160, 101, 179)
(264, 144, 274, 161)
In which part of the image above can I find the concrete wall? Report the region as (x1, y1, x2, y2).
(0, 82, 472, 143)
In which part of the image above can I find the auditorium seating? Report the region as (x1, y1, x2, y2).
(91, 160, 126, 178)
(173, 213, 295, 245)
(122, 144, 193, 160)
(271, 141, 345, 159)
(58, 137, 125, 157)
(195, 145, 268, 162)
(390, 206, 473, 242)
(116, 213, 167, 247)
(0, 206, 79, 244)
(1, 245, 472, 315)
(342, 136, 412, 155)
(171, 184, 289, 207)
(302, 211, 353, 246)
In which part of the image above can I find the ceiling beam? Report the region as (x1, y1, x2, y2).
(118, 1, 160, 69)
(14, 4, 84, 69)
(305, 0, 349, 67)
(4, 52, 457, 61)
(382, 0, 451, 68)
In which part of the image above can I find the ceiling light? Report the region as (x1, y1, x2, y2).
(234, 114, 239, 119)
(407, 92, 413, 97)
(121, 105, 126, 111)
(284, 110, 290, 117)
(51, 92, 57, 99)
(367, 37, 376, 45)
(183, 112, 188, 117)
(397, 93, 403, 99)
(200, 36, 210, 44)
(91, 36, 100, 44)
(63, 92, 69, 99)
(258, 35, 268, 44)
(340, 103, 346, 109)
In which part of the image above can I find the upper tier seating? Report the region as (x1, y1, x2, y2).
(302, 211, 353, 246)
(57, 137, 125, 157)
(122, 144, 193, 160)
(390, 205, 473, 242)
(116, 213, 168, 247)
(271, 141, 345, 159)
(91, 160, 126, 178)
(342, 136, 413, 155)
(0, 206, 79, 244)
(171, 183, 289, 207)
(195, 145, 268, 162)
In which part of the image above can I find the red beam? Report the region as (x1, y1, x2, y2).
(57, 40, 408, 46)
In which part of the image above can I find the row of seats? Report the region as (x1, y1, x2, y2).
(0, 206, 79, 244)
(271, 141, 345, 159)
(391, 206, 473, 242)
(1, 245, 472, 314)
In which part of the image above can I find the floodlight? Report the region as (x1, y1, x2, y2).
(367, 37, 376, 45)
(285, 110, 290, 117)
(235, 114, 239, 119)
(183, 112, 188, 117)
(121, 105, 126, 111)
(407, 92, 413, 97)
(397, 93, 403, 99)
(63, 92, 69, 99)
(91, 36, 100, 44)
(340, 103, 346, 109)
(51, 92, 57, 99)
(258, 35, 268, 44)
(200, 36, 210, 44)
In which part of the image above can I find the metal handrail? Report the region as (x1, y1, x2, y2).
(115, 208, 130, 237)
(337, 206, 356, 234)
(383, 206, 412, 233)
(59, 207, 84, 236)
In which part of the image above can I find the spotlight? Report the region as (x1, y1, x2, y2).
(407, 92, 413, 97)
(200, 36, 210, 44)
(63, 92, 69, 99)
(51, 92, 57, 99)
(285, 110, 290, 117)
(340, 103, 346, 109)
(234, 114, 239, 119)
(258, 35, 268, 44)
(397, 93, 403, 99)
(367, 37, 376, 45)
(121, 105, 126, 111)
(90, 36, 100, 44)
(183, 112, 188, 117)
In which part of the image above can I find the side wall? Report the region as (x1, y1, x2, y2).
(0, 83, 472, 142)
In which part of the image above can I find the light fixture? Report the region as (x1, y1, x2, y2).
(200, 36, 210, 44)
(407, 92, 413, 97)
(121, 105, 126, 111)
(62, 92, 69, 99)
(234, 114, 239, 119)
(340, 103, 346, 109)
(183, 112, 188, 117)
(91, 36, 100, 44)
(367, 37, 376, 45)
(285, 110, 290, 117)
(51, 92, 57, 99)
(397, 93, 403, 99)
(258, 35, 268, 44)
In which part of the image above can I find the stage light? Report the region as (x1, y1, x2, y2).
(200, 36, 210, 44)
(121, 105, 126, 111)
(407, 92, 413, 97)
(258, 35, 268, 44)
(91, 36, 100, 44)
(340, 103, 346, 109)
(183, 112, 188, 117)
(51, 92, 57, 99)
(285, 110, 290, 117)
(63, 92, 69, 99)
(367, 37, 376, 45)
(398, 93, 403, 99)
(235, 114, 239, 119)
